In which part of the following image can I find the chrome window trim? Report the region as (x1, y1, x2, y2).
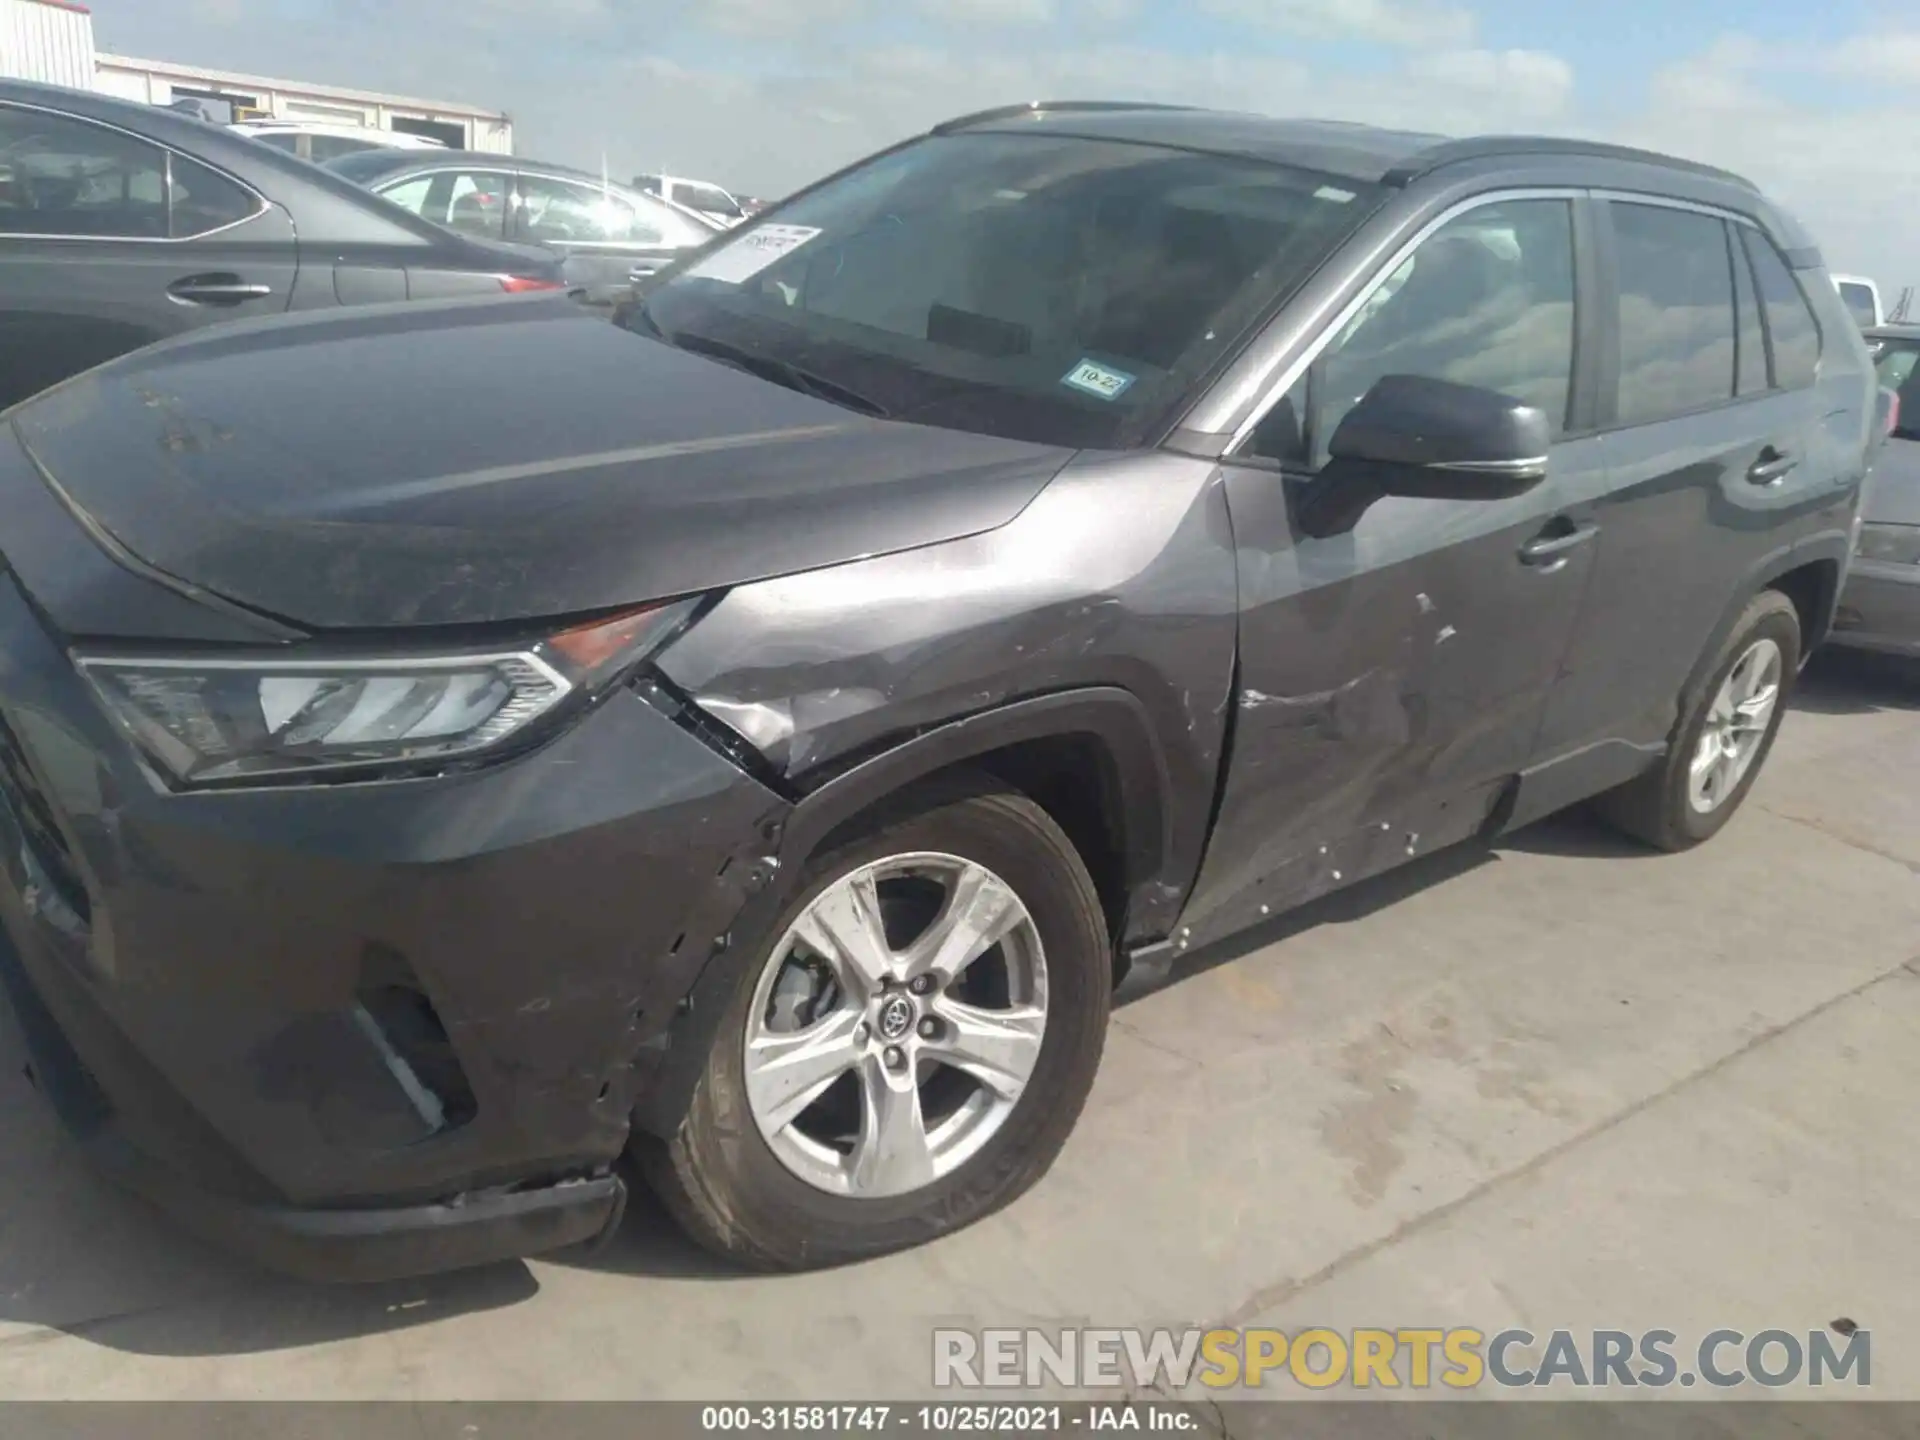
(1589, 188, 1760, 228)
(1225, 185, 1583, 456)
(1429, 456, 1552, 475)
(0, 99, 270, 244)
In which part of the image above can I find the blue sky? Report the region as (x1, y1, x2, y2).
(90, 0, 1920, 287)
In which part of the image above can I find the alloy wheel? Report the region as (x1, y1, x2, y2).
(742, 852, 1049, 1199)
(1687, 637, 1783, 814)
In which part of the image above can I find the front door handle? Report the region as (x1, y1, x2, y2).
(1518, 522, 1599, 571)
(1748, 448, 1798, 485)
(168, 274, 273, 307)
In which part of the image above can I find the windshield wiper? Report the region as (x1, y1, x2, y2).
(667, 330, 892, 420)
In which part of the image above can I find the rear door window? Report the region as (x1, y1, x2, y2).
(1609, 201, 1737, 425)
(0, 104, 169, 238)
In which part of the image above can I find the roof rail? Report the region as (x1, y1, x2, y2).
(931, 100, 1201, 135)
(1385, 136, 1757, 191)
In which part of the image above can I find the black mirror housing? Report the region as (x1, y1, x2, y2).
(1327, 373, 1552, 500)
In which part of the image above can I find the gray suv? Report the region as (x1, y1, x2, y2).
(0, 103, 1874, 1281)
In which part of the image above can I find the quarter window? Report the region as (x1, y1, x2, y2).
(168, 154, 259, 238)
(1611, 202, 1736, 425)
(518, 175, 648, 243)
(382, 170, 510, 239)
(1249, 198, 1576, 468)
(378, 174, 435, 216)
(1741, 230, 1821, 389)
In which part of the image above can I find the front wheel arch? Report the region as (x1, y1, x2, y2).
(630, 689, 1178, 1138)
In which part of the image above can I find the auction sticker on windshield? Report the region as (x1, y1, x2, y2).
(1061, 359, 1136, 401)
(687, 225, 823, 284)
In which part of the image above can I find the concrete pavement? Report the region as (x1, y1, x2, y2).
(0, 650, 1915, 1402)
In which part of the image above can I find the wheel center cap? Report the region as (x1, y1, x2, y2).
(876, 993, 916, 1042)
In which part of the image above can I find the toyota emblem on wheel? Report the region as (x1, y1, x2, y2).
(877, 993, 915, 1041)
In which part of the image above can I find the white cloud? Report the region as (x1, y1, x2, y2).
(1404, 48, 1574, 116)
(1623, 34, 1920, 284)
(699, 0, 871, 37)
(86, 3, 1920, 289)
(919, 0, 1058, 25)
(1814, 32, 1920, 85)
(1199, 0, 1474, 49)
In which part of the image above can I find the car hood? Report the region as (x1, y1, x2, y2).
(1865, 437, 1920, 527)
(7, 295, 1075, 632)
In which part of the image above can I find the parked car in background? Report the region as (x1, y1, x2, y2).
(633, 171, 750, 227)
(0, 79, 566, 414)
(1833, 272, 1884, 328)
(1833, 325, 1920, 656)
(0, 104, 1873, 1283)
(231, 120, 448, 165)
(331, 148, 722, 304)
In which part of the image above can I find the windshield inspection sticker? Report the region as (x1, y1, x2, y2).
(686, 225, 823, 284)
(1061, 359, 1137, 401)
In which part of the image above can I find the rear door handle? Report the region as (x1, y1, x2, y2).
(1518, 523, 1599, 570)
(1748, 449, 1798, 485)
(168, 275, 273, 307)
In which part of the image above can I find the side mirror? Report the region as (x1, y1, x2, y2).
(1327, 373, 1552, 500)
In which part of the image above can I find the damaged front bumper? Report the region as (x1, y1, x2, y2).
(0, 571, 787, 1281)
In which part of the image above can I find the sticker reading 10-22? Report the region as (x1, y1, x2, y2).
(1061, 359, 1137, 401)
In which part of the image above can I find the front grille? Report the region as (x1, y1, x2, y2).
(0, 711, 90, 922)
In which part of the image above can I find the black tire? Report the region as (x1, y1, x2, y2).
(640, 777, 1110, 1271)
(1595, 589, 1801, 851)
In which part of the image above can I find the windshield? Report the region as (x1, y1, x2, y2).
(1838, 281, 1878, 327)
(633, 132, 1383, 448)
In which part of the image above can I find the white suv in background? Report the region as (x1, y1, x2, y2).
(1833, 273, 1885, 327)
(632, 172, 750, 227)
(232, 122, 449, 165)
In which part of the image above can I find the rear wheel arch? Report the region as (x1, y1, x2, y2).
(1680, 541, 1845, 713)
(1766, 553, 1842, 655)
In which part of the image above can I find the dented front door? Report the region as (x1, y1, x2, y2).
(1176, 437, 1609, 948)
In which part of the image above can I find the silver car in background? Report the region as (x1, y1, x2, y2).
(1834, 325, 1920, 658)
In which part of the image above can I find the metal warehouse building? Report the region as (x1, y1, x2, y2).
(1, 0, 513, 152)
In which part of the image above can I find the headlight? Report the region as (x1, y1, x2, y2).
(1856, 523, 1920, 567)
(76, 598, 702, 788)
